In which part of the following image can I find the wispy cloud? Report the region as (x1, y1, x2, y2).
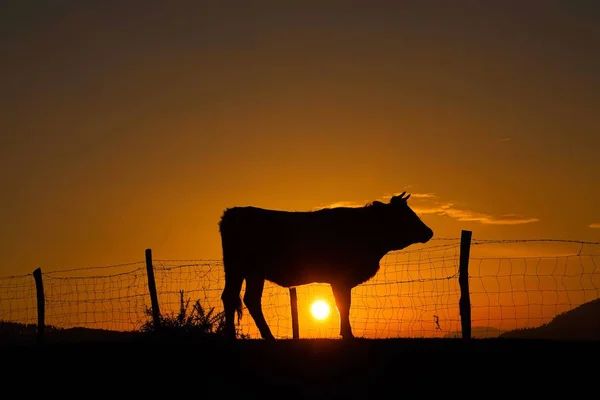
(315, 200, 365, 209)
(406, 193, 437, 199)
(424, 205, 540, 225)
(496, 137, 511, 142)
(411, 195, 539, 225)
(316, 192, 435, 210)
(315, 192, 540, 226)
(589, 223, 600, 229)
(381, 192, 436, 201)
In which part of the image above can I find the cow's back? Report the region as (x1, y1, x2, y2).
(219, 206, 380, 286)
(219, 206, 360, 251)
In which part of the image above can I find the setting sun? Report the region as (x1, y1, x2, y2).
(311, 300, 331, 321)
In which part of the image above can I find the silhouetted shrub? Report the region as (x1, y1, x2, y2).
(140, 290, 249, 339)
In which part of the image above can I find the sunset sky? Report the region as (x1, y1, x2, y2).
(1, 1, 599, 277)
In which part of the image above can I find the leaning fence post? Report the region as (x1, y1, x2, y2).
(459, 230, 472, 339)
(289, 287, 300, 339)
(33, 267, 45, 345)
(145, 248, 161, 331)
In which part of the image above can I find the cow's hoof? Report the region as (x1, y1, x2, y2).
(340, 331, 354, 340)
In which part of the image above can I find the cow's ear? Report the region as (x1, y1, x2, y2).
(390, 192, 410, 205)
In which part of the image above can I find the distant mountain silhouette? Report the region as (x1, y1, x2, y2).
(0, 320, 138, 344)
(443, 326, 506, 339)
(500, 298, 600, 340)
(4, 295, 598, 344)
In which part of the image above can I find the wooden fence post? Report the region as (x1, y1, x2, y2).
(145, 248, 161, 331)
(459, 230, 472, 339)
(289, 287, 300, 339)
(33, 267, 45, 345)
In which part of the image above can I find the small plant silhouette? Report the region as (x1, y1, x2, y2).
(433, 314, 442, 331)
(141, 290, 249, 339)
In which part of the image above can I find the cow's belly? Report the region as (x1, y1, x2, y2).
(262, 259, 378, 288)
(261, 257, 339, 287)
(242, 241, 380, 287)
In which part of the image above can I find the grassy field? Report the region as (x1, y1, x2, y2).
(3, 337, 598, 397)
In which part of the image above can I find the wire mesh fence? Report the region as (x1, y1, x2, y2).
(1, 234, 598, 341)
(465, 238, 600, 338)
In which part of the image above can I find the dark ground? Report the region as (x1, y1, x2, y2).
(2, 338, 598, 397)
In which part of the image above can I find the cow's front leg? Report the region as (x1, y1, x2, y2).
(332, 284, 355, 339)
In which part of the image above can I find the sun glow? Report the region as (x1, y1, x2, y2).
(310, 300, 330, 320)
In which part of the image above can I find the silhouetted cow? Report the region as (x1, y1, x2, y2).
(218, 192, 434, 340)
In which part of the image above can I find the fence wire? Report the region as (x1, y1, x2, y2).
(1, 237, 598, 341)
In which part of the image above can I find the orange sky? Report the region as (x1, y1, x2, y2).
(1, 0, 599, 338)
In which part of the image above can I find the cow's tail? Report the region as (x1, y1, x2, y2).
(235, 295, 243, 324)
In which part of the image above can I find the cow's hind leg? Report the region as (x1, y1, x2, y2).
(332, 284, 355, 339)
(243, 276, 275, 341)
(221, 273, 244, 340)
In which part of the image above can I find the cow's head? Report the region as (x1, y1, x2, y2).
(378, 191, 434, 251)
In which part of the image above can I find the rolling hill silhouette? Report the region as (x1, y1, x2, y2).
(4, 297, 599, 344)
(500, 297, 600, 340)
(0, 320, 138, 345)
(443, 326, 506, 338)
